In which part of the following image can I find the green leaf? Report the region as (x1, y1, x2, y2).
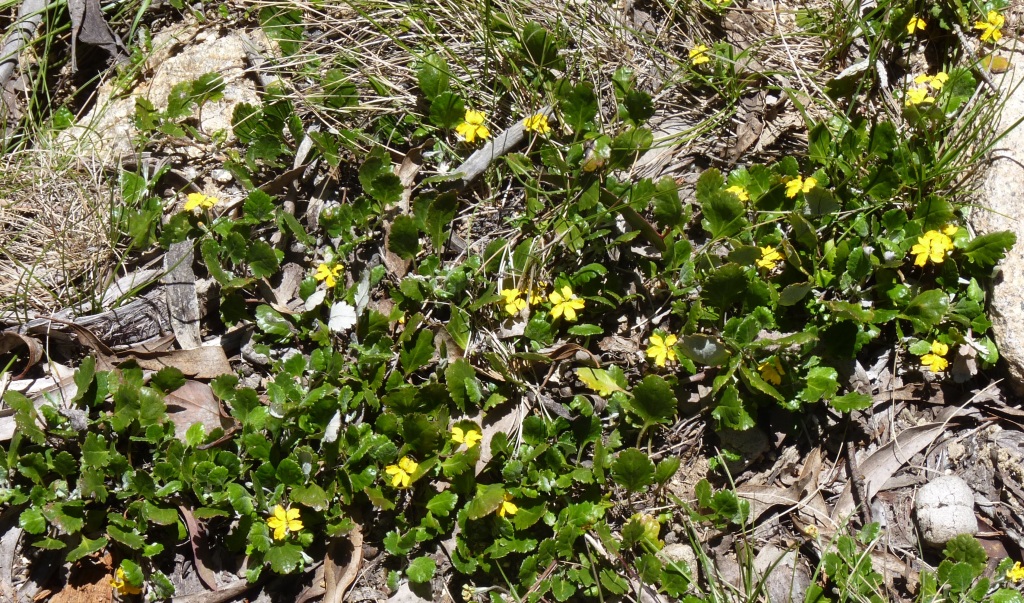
(266, 542, 304, 573)
(276, 458, 304, 485)
(711, 386, 755, 430)
(292, 483, 329, 511)
(417, 53, 450, 100)
(609, 127, 654, 170)
(630, 375, 677, 427)
(679, 334, 731, 366)
(576, 367, 627, 397)
(466, 484, 506, 520)
(445, 359, 482, 410)
(425, 192, 459, 250)
(247, 241, 281, 279)
(550, 576, 576, 602)
(522, 22, 564, 70)
(992, 589, 1024, 603)
(963, 231, 1015, 268)
(611, 448, 655, 492)
(600, 568, 629, 594)
(255, 304, 294, 339)
(559, 83, 598, 133)
(388, 215, 421, 260)
(428, 92, 465, 129)
(66, 535, 107, 563)
(446, 306, 471, 351)
(944, 534, 987, 570)
(698, 176, 746, 239)
(654, 457, 681, 485)
(82, 432, 110, 468)
(830, 392, 873, 412)
(426, 491, 458, 516)
(899, 289, 949, 334)
(799, 366, 840, 403)
(407, 556, 436, 583)
(320, 69, 358, 109)
(259, 6, 304, 56)
(243, 189, 276, 222)
(108, 524, 146, 549)
(359, 147, 403, 205)
(567, 324, 603, 336)
(400, 329, 435, 376)
(19, 508, 46, 534)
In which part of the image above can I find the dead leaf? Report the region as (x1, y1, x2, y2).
(831, 404, 973, 521)
(166, 381, 236, 442)
(129, 345, 234, 379)
(68, 0, 128, 71)
(323, 524, 364, 603)
(178, 505, 219, 591)
(0, 331, 43, 379)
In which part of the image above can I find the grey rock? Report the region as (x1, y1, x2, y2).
(914, 474, 978, 547)
(974, 67, 1024, 394)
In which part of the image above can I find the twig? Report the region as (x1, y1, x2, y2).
(450, 106, 554, 188)
(0, 0, 46, 91)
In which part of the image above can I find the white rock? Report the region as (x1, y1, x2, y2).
(914, 475, 977, 547)
(974, 67, 1024, 394)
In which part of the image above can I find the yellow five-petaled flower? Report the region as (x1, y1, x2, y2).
(500, 288, 527, 316)
(906, 16, 927, 34)
(548, 285, 586, 322)
(726, 185, 749, 201)
(456, 109, 491, 143)
(385, 456, 419, 489)
(184, 192, 219, 211)
(646, 333, 678, 367)
(689, 44, 711, 65)
(910, 226, 957, 266)
(756, 246, 783, 270)
(267, 504, 303, 540)
(314, 263, 343, 288)
(1006, 561, 1024, 583)
(915, 72, 949, 90)
(920, 340, 949, 373)
(452, 426, 482, 449)
(758, 356, 785, 385)
(498, 493, 518, 517)
(110, 567, 142, 595)
(905, 87, 935, 107)
(523, 113, 551, 135)
(785, 175, 817, 198)
(975, 10, 1005, 43)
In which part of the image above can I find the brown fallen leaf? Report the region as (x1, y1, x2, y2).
(129, 345, 233, 379)
(324, 524, 364, 603)
(0, 331, 44, 379)
(178, 505, 219, 591)
(166, 381, 237, 442)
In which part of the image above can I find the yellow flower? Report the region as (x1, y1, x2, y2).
(756, 246, 783, 270)
(385, 456, 418, 488)
(915, 72, 949, 90)
(500, 288, 528, 316)
(920, 340, 950, 373)
(1006, 561, 1024, 583)
(785, 176, 817, 198)
(975, 10, 1005, 43)
(497, 493, 518, 517)
(907, 16, 927, 34)
(910, 230, 954, 266)
(314, 263, 343, 288)
(548, 285, 586, 322)
(689, 44, 711, 65)
(726, 185, 749, 201)
(905, 86, 935, 107)
(942, 224, 958, 236)
(758, 356, 785, 385)
(266, 505, 303, 540)
(528, 282, 548, 305)
(184, 192, 219, 211)
(802, 524, 820, 538)
(452, 426, 482, 449)
(523, 113, 551, 135)
(110, 567, 142, 595)
(646, 333, 678, 367)
(456, 109, 491, 143)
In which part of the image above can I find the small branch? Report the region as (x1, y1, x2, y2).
(0, 0, 46, 91)
(450, 105, 554, 188)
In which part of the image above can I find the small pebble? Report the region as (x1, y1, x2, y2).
(211, 169, 233, 183)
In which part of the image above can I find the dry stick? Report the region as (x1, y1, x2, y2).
(449, 106, 554, 188)
(0, 0, 46, 91)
